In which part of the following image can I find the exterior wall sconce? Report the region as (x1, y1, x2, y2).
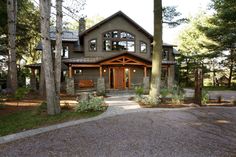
(103, 69, 106, 73)
(133, 69, 136, 73)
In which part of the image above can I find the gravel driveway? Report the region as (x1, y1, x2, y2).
(0, 107, 236, 157)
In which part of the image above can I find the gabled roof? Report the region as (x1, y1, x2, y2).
(50, 30, 78, 41)
(80, 11, 153, 40)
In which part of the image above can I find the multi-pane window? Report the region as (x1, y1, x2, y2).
(162, 50, 169, 61)
(140, 41, 147, 53)
(61, 46, 69, 58)
(103, 30, 135, 52)
(89, 39, 97, 51)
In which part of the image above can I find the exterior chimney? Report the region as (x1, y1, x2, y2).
(79, 18, 86, 33)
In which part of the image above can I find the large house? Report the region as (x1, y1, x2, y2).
(27, 11, 178, 95)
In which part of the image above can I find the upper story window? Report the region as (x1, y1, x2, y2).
(61, 46, 69, 58)
(140, 41, 147, 53)
(162, 50, 169, 61)
(103, 30, 135, 52)
(89, 39, 97, 52)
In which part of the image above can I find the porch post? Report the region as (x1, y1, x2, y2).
(30, 68, 37, 91)
(144, 66, 147, 77)
(99, 66, 102, 78)
(69, 64, 72, 78)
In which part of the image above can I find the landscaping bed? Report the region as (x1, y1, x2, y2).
(0, 92, 107, 137)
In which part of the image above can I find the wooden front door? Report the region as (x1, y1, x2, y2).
(114, 67, 125, 89)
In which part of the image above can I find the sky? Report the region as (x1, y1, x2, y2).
(81, 0, 212, 44)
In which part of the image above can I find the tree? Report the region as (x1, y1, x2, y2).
(177, 13, 219, 87)
(54, 0, 63, 112)
(149, 0, 162, 98)
(40, 0, 60, 115)
(7, 0, 18, 93)
(200, 0, 236, 87)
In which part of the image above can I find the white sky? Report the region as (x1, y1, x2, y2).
(82, 0, 211, 44)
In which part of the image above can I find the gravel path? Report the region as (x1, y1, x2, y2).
(0, 96, 236, 157)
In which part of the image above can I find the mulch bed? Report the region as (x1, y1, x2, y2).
(130, 96, 236, 108)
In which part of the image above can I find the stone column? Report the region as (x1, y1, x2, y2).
(143, 77, 150, 94)
(66, 77, 75, 95)
(168, 65, 175, 89)
(30, 68, 37, 91)
(97, 77, 105, 96)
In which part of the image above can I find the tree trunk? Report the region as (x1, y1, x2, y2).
(54, 0, 63, 110)
(7, 0, 18, 93)
(228, 49, 234, 88)
(40, 0, 60, 115)
(149, 0, 163, 98)
(39, 56, 45, 98)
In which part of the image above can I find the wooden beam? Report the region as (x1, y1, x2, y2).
(31, 68, 36, 77)
(144, 66, 147, 77)
(100, 66, 102, 78)
(71, 64, 100, 68)
(69, 65, 72, 78)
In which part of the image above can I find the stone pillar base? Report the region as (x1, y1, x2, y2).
(97, 78, 105, 96)
(143, 77, 150, 94)
(30, 76, 37, 91)
(66, 77, 75, 95)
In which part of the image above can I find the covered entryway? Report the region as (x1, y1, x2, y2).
(109, 67, 130, 89)
(99, 53, 150, 90)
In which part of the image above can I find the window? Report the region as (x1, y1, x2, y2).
(103, 30, 135, 52)
(162, 50, 169, 61)
(61, 46, 69, 58)
(140, 41, 147, 53)
(89, 39, 97, 51)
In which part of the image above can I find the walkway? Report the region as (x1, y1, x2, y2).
(0, 95, 191, 145)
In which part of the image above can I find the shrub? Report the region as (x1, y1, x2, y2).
(160, 88, 170, 99)
(135, 86, 144, 97)
(170, 85, 185, 105)
(139, 95, 161, 107)
(75, 96, 106, 112)
(14, 87, 30, 106)
(34, 102, 47, 115)
(201, 90, 209, 105)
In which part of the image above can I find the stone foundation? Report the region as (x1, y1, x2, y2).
(66, 77, 75, 95)
(143, 77, 150, 94)
(97, 78, 105, 96)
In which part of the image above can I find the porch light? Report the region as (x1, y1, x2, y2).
(133, 69, 136, 73)
(103, 69, 106, 73)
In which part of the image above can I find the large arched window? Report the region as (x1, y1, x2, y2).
(103, 30, 135, 52)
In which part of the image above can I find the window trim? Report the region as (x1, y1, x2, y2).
(88, 38, 97, 52)
(140, 41, 147, 53)
(102, 30, 136, 52)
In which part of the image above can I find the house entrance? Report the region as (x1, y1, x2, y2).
(109, 67, 130, 89)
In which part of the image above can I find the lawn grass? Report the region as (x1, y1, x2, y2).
(0, 108, 105, 137)
(203, 86, 236, 91)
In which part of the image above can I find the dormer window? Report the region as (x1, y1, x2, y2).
(103, 30, 135, 52)
(140, 41, 147, 53)
(89, 39, 97, 52)
(61, 46, 69, 58)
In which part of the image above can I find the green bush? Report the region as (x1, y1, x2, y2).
(201, 90, 209, 105)
(139, 95, 161, 107)
(160, 88, 170, 98)
(34, 102, 47, 115)
(75, 96, 106, 112)
(135, 86, 144, 97)
(170, 85, 185, 105)
(14, 87, 30, 106)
